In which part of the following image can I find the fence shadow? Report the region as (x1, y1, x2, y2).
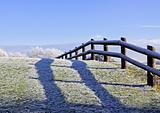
(71, 60, 128, 112)
(34, 58, 117, 112)
(71, 60, 160, 113)
(35, 58, 70, 112)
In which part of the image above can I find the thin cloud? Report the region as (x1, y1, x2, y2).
(140, 25, 160, 28)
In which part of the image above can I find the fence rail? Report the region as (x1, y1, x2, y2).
(57, 37, 160, 87)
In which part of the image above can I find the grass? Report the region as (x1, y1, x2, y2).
(0, 58, 46, 110)
(0, 58, 160, 112)
(0, 62, 30, 105)
(53, 59, 160, 112)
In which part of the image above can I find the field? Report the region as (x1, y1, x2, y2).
(0, 58, 160, 113)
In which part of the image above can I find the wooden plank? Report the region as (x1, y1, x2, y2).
(119, 41, 160, 60)
(92, 50, 160, 76)
(56, 41, 90, 58)
(91, 40, 120, 45)
(70, 49, 160, 76)
(57, 39, 160, 60)
(56, 39, 160, 77)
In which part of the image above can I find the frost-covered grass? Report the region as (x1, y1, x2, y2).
(0, 58, 160, 112)
(0, 58, 46, 112)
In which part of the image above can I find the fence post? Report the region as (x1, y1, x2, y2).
(75, 47, 78, 60)
(91, 39, 95, 60)
(65, 52, 68, 59)
(62, 56, 64, 59)
(69, 50, 72, 59)
(147, 45, 156, 86)
(103, 38, 108, 62)
(82, 43, 86, 60)
(121, 37, 127, 69)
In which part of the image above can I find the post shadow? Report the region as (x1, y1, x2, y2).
(0, 58, 69, 112)
(35, 58, 69, 112)
(71, 60, 127, 112)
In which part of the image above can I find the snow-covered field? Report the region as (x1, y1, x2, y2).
(0, 58, 160, 113)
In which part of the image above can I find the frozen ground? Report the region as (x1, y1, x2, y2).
(0, 58, 160, 113)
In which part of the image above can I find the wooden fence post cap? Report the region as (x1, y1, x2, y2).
(147, 45, 155, 51)
(121, 37, 126, 42)
(103, 38, 107, 40)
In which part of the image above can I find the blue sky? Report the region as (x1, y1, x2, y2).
(0, 0, 160, 45)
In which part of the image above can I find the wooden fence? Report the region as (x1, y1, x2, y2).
(57, 38, 160, 87)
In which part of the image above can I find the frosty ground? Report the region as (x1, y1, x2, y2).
(0, 58, 160, 113)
